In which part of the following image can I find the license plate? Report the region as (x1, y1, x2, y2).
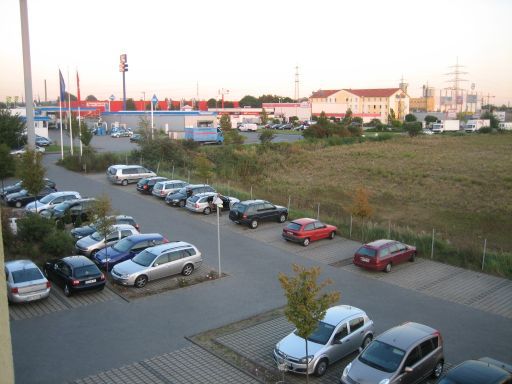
(85, 279, 96, 284)
(26, 294, 41, 301)
(361, 257, 369, 262)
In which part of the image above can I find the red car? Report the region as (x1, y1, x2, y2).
(282, 218, 337, 246)
(353, 239, 416, 272)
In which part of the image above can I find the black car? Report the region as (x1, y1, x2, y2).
(229, 199, 288, 229)
(70, 215, 140, 240)
(136, 176, 168, 194)
(5, 186, 57, 208)
(130, 133, 142, 143)
(0, 178, 56, 199)
(438, 357, 512, 384)
(44, 256, 105, 296)
(41, 198, 97, 223)
(165, 184, 215, 207)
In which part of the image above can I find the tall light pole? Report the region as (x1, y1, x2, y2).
(151, 94, 158, 140)
(108, 94, 114, 112)
(119, 54, 128, 110)
(19, 0, 35, 149)
(219, 88, 229, 109)
(213, 194, 223, 277)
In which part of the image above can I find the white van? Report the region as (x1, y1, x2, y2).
(238, 123, 258, 132)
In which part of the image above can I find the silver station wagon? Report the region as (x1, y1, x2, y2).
(274, 305, 374, 377)
(110, 241, 202, 288)
(151, 180, 188, 198)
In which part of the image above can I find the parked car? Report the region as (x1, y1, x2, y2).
(280, 123, 294, 130)
(353, 239, 417, 273)
(70, 215, 140, 240)
(5, 186, 57, 208)
(111, 241, 202, 288)
(185, 192, 240, 215)
(5, 260, 51, 303)
(282, 218, 337, 246)
(93, 233, 168, 271)
(130, 133, 142, 143)
(110, 128, 132, 138)
(35, 135, 52, 146)
(1, 178, 56, 199)
(75, 224, 139, 257)
(136, 176, 168, 194)
(40, 197, 97, 223)
(9, 145, 45, 157)
(341, 322, 444, 384)
(437, 357, 512, 384)
(107, 164, 156, 186)
(44, 256, 105, 297)
(25, 191, 81, 214)
(229, 199, 288, 229)
(274, 305, 374, 377)
(152, 180, 188, 198)
(165, 184, 216, 207)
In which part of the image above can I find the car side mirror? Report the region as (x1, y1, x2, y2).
(404, 366, 413, 373)
(333, 339, 342, 345)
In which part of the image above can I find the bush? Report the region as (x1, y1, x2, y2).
(41, 230, 75, 257)
(403, 121, 423, 137)
(259, 129, 275, 145)
(17, 214, 55, 242)
(478, 126, 493, 134)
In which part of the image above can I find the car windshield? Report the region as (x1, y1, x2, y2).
(131, 249, 157, 267)
(286, 222, 302, 231)
(74, 265, 99, 278)
(294, 321, 335, 345)
(39, 194, 55, 204)
(358, 246, 377, 257)
(359, 340, 405, 373)
(113, 237, 134, 252)
(90, 231, 104, 241)
(11, 268, 43, 283)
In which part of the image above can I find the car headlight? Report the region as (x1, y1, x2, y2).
(342, 362, 352, 378)
(299, 355, 314, 364)
(378, 379, 390, 384)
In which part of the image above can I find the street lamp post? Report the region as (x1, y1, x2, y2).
(213, 194, 223, 277)
(151, 94, 158, 140)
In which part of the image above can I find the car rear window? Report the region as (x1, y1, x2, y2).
(74, 265, 100, 278)
(286, 222, 302, 231)
(234, 204, 248, 213)
(11, 268, 43, 283)
(357, 246, 377, 257)
(108, 167, 117, 175)
(188, 195, 200, 203)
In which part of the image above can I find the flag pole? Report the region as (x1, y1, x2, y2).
(67, 68, 73, 155)
(77, 70, 82, 157)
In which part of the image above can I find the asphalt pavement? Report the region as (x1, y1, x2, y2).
(8, 153, 512, 383)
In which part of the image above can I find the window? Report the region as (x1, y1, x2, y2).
(404, 346, 421, 368)
(314, 221, 326, 229)
(121, 230, 133, 238)
(61, 265, 72, 277)
(419, 339, 435, 357)
(349, 317, 365, 333)
(334, 324, 349, 341)
(183, 248, 196, 256)
(168, 251, 182, 263)
(132, 241, 149, 251)
(106, 232, 119, 242)
(379, 247, 390, 257)
(304, 223, 315, 231)
(154, 254, 169, 266)
(389, 244, 400, 253)
(262, 203, 274, 210)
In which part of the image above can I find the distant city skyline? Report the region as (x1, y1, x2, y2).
(1, 0, 511, 106)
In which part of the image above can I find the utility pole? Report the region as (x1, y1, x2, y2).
(294, 65, 300, 101)
(19, 0, 35, 149)
(485, 93, 495, 110)
(219, 88, 229, 109)
(44, 79, 47, 103)
(119, 54, 128, 110)
(444, 57, 468, 113)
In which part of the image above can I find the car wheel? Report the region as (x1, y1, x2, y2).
(250, 219, 258, 229)
(278, 213, 287, 223)
(182, 264, 194, 276)
(64, 284, 71, 297)
(121, 179, 128, 186)
(361, 335, 373, 349)
(134, 275, 148, 288)
(432, 361, 444, 378)
(303, 238, 310, 247)
(385, 263, 392, 273)
(314, 358, 328, 377)
(329, 231, 336, 239)
(15, 201, 22, 208)
(409, 252, 416, 262)
(179, 200, 186, 208)
(203, 207, 211, 215)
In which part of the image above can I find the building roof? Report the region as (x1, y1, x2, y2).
(344, 88, 401, 97)
(310, 89, 341, 98)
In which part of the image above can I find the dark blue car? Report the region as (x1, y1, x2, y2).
(93, 233, 168, 271)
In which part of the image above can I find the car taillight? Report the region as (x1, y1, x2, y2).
(163, 238, 169, 243)
(11, 287, 19, 294)
(195, 203, 199, 208)
(100, 273, 105, 280)
(242, 214, 247, 219)
(135, 224, 140, 230)
(143, 185, 148, 190)
(160, 191, 165, 196)
(71, 279, 80, 286)
(46, 281, 51, 288)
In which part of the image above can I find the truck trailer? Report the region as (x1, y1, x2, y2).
(431, 120, 460, 133)
(464, 119, 490, 133)
(184, 127, 224, 144)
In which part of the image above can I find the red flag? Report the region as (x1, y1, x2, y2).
(76, 71, 81, 105)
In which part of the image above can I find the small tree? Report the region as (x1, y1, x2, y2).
(351, 187, 373, 241)
(0, 143, 16, 191)
(0, 108, 26, 148)
(424, 115, 438, 126)
(403, 121, 423, 136)
(404, 114, 417, 122)
(259, 108, 269, 125)
(220, 114, 232, 131)
(16, 149, 46, 211)
(480, 111, 500, 129)
(207, 98, 217, 108)
(259, 129, 275, 145)
(90, 194, 115, 271)
(279, 264, 340, 382)
(125, 98, 136, 111)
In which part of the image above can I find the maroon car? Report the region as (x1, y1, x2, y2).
(353, 239, 416, 272)
(282, 218, 337, 246)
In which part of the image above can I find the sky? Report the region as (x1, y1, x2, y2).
(1, 0, 511, 105)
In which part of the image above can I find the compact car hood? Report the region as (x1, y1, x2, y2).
(276, 332, 324, 359)
(112, 259, 147, 276)
(76, 236, 102, 249)
(346, 357, 393, 384)
(71, 226, 95, 237)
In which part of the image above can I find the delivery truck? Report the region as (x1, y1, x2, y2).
(464, 119, 490, 133)
(431, 120, 460, 133)
(184, 127, 224, 144)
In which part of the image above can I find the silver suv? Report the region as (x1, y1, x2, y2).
(111, 241, 202, 288)
(75, 224, 139, 257)
(341, 322, 444, 384)
(274, 305, 374, 377)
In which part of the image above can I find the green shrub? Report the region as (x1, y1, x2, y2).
(41, 230, 75, 258)
(17, 214, 55, 242)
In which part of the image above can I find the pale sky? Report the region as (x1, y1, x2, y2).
(1, 0, 511, 105)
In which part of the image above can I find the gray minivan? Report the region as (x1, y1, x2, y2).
(107, 164, 156, 186)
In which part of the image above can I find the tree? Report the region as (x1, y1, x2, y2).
(259, 108, 269, 125)
(352, 116, 363, 125)
(0, 108, 26, 148)
(279, 264, 340, 382)
(481, 111, 500, 129)
(0, 143, 16, 191)
(220, 114, 232, 131)
(90, 194, 115, 271)
(239, 95, 260, 108)
(351, 187, 373, 241)
(341, 108, 353, 126)
(85, 95, 98, 101)
(403, 121, 423, 136)
(404, 114, 417, 122)
(58, 92, 77, 102)
(125, 98, 136, 111)
(424, 115, 438, 126)
(16, 149, 46, 212)
(258, 129, 275, 145)
(207, 98, 217, 108)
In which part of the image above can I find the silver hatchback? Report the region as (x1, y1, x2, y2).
(111, 241, 202, 288)
(185, 192, 240, 215)
(274, 305, 374, 377)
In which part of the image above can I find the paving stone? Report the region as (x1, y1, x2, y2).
(9, 294, 68, 321)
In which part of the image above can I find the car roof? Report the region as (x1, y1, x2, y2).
(239, 199, 269, 205)
(193, 192, 217, 198)
(5, 259, 39, 271)
(187, 184, 210, 189)
(46, 191, 80, 198)
(161, 180, 186, 184)
(291, 218, 317, 225)
(364, 239, 396, 249)
(148, 241, 194, 254)
(62, 255, 95, 267)
(111, 224, 137, 231)
(445, 359, 511, 384)
(322, 305, 366, 326)
(377, 322, 439, 351)
(115, 215, 135, 221)
(124, 233, 164, 242)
